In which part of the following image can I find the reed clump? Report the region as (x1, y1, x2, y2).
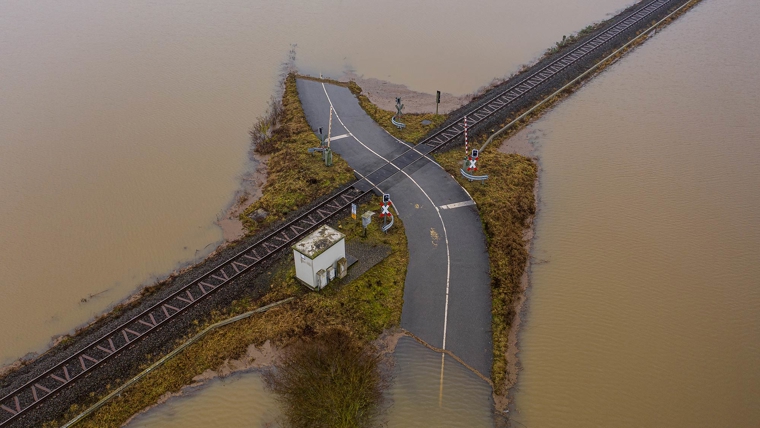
(263, 329, 388, 428)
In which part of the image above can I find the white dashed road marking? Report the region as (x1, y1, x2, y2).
(439, 200, 476, 210)
(329, 133, 351, 141)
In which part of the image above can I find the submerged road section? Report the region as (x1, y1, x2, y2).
(298, 79, 493, 377)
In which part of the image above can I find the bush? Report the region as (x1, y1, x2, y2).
(263, 329, 387, 428)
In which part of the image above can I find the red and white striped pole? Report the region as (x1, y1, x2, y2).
(464, 116, 469, 155)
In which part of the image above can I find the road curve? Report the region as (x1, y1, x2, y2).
(297, 78, 492, 377)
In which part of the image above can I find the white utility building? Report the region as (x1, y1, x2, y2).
(292, 225, 347, 290)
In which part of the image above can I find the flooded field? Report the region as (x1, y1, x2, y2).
(0, 0, 634, 369)
(126, 373, 280, 428)
(126, 337, 493, 427)
(508, 0, 760, 426)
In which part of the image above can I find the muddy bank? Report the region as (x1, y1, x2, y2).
(496, 125, 542, 415)
(216, 153, 269, 242)
(338, 72, 470, 114)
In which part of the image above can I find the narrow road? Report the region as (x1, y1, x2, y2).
(298, 79, 492, 377)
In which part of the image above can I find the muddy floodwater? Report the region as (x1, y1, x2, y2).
(126, 337, 493, 427)
(0, 0, 635, 368)
(126, 373, 281, 428)
(508, 0, 760, 426)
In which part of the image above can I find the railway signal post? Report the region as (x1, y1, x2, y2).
(467, 149, 479, 172)
(380, 193, 393, 233)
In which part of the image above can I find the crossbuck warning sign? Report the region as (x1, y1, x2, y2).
(380, 193, 392, 217)
(467, 149, 479, 172)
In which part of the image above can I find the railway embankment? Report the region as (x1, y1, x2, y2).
(0, 74, 404, 428)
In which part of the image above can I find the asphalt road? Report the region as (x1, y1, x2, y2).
(297, 78, 492, 377)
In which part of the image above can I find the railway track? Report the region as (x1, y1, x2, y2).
(0, 0, 685, 424)
(0, 186, 366, 427)
(418, 0, 674, 151)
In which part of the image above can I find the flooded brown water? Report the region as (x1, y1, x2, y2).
(0, 0, 635, 368)
(125, 337, 494, 427)
(508, 0, 760, 426)
(125, 373, 281, 428)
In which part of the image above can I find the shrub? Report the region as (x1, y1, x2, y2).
(263, 329, 387, 428)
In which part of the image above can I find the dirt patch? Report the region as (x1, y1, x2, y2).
(339, 71, 470, 114)
(217, 153, 269, 242)
(191, 340, 281, 384)
(374, 329, 405, 357)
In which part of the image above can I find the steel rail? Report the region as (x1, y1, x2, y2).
(417, 0, 672, 150)
(0, 186, 366, 426)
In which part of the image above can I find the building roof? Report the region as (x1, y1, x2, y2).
(292, 225, 345, 259)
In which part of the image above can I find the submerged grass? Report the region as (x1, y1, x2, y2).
(435, 149, 537, 397)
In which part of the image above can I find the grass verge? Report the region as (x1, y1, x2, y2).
(435, 150, 537, 397)
(242, 73, 355, 233)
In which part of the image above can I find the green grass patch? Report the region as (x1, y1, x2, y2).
(435, 149, 537, 397)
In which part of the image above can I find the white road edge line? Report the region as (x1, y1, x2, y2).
(321, 82, 451, 350)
